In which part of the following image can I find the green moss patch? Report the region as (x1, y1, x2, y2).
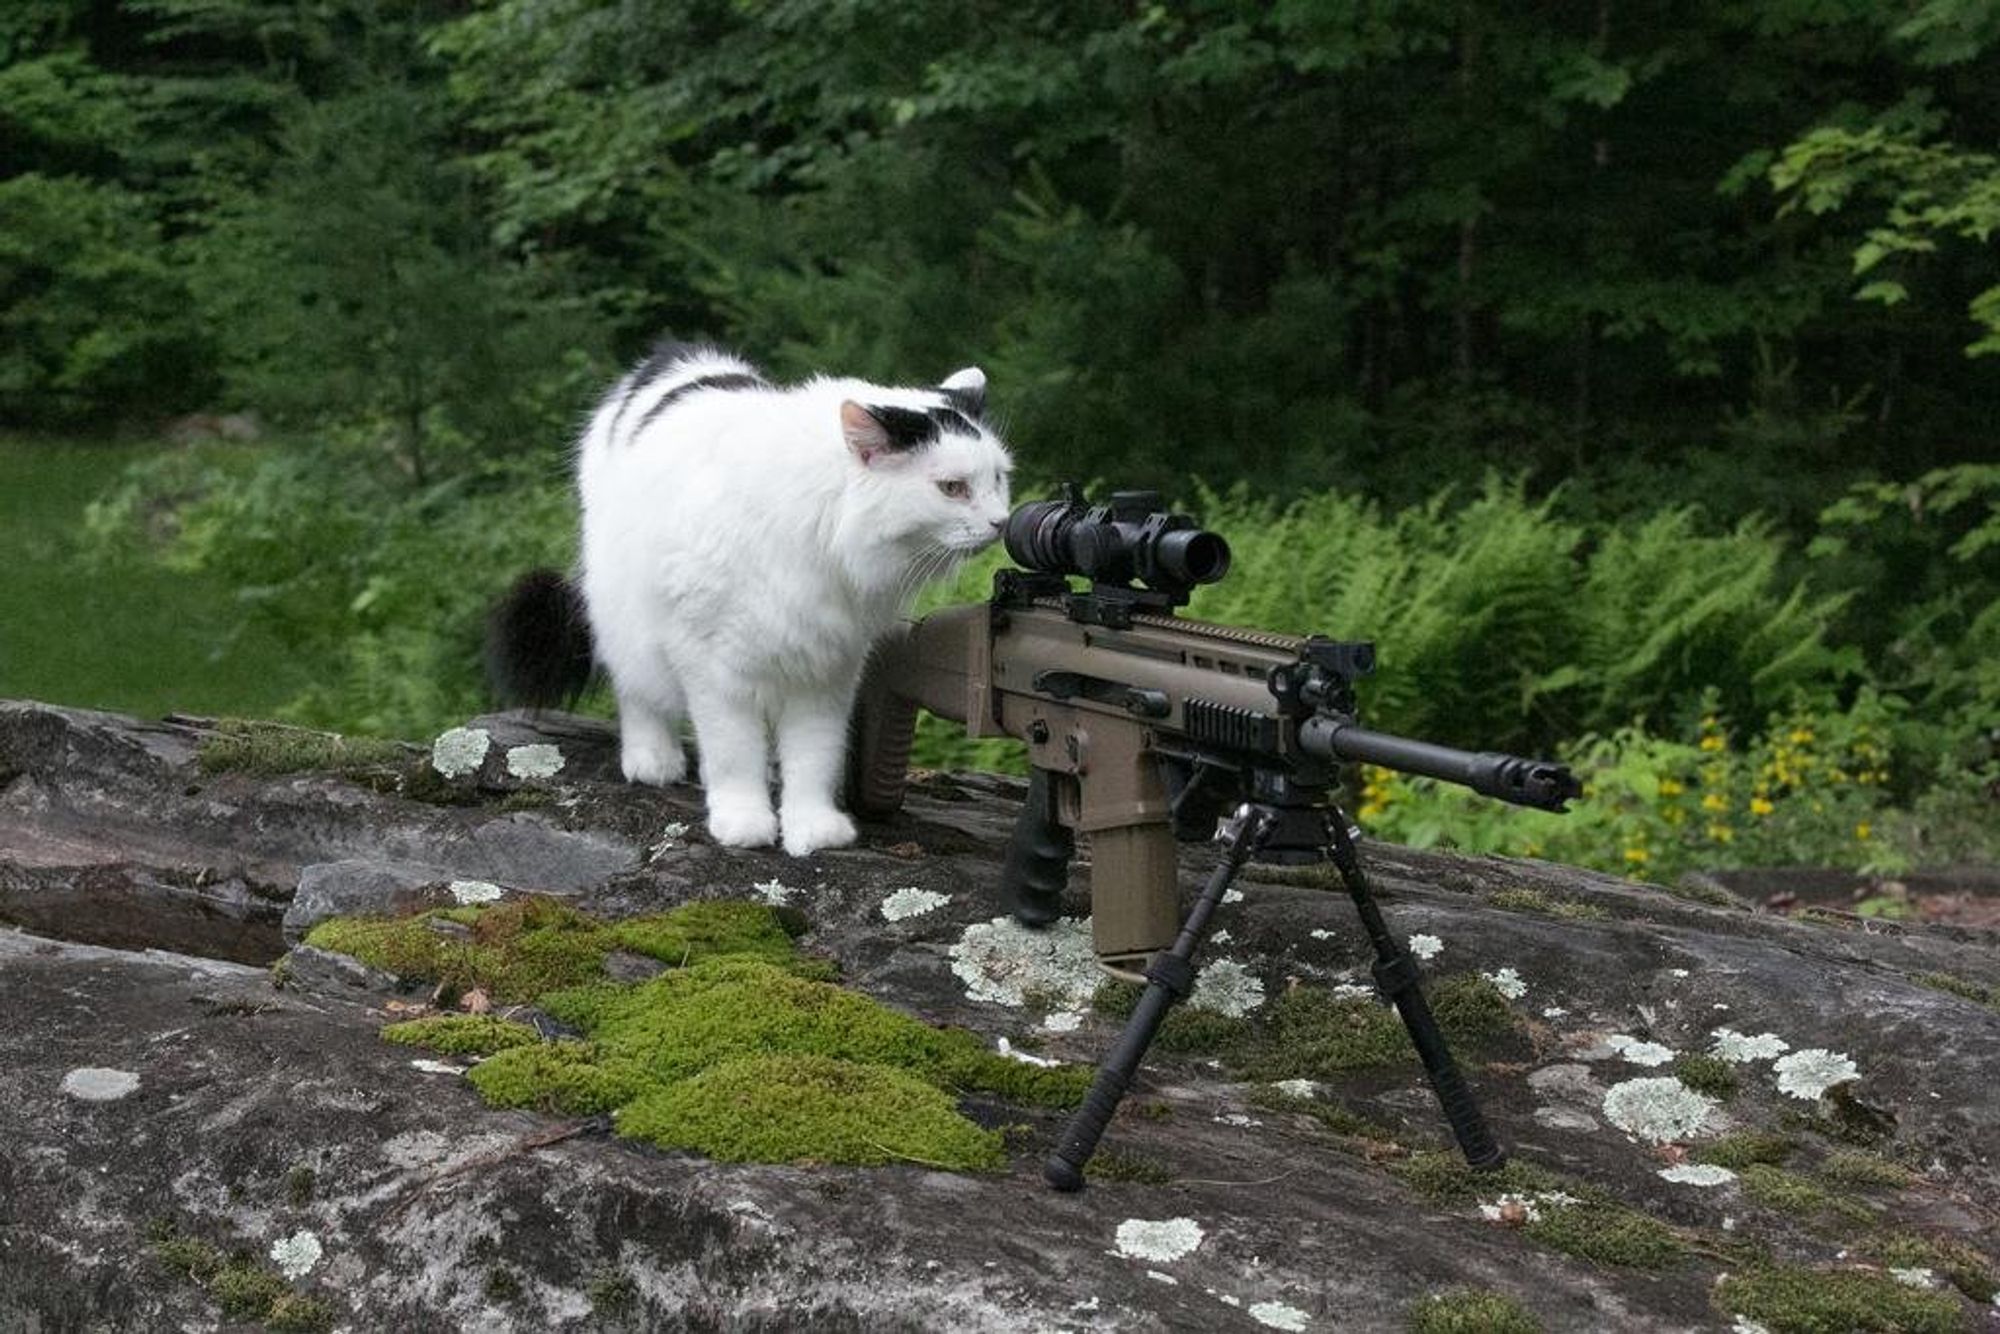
(1915, 972, 1995, 1006)
(1739, 1164, 1877, 1228)
(1867, 1233, 1998, 1304)
(322, 899, 1089, 1171)
(305, 897, 799, 1002)
(381, 1015, 542, 1056)
(1671, 1051, 1740, 1098)
(1818, 1150, 1917, 1190)
(616, 1055, 1006, 1170)
(1091, 978, 1253, 1052)
(1407, 1287, 1543, 1333)
(198, 719, 412, 777)
(1715, 1265, 1967, 1333)
(1389, 1151, 1691, 1269)
(146, 1220, 333, 1333)
(1239, 973, 1518, 1081)
(1486, 887, 1608, 920)
(1695, 1131, 1797, 1169)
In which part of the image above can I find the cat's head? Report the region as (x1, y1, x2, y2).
(840, 367, 1013, 555)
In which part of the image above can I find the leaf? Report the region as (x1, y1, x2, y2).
(1854, 280, 1909, 306)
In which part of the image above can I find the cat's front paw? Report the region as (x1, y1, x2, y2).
(621, 741, 687, 787)
(708, 801, 779, 848)
(781, 807, 857, 857)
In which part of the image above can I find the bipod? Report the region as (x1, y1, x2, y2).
(1042, 801, 1505, 1191)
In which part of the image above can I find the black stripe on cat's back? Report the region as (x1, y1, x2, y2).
(630, 372, 769, 438)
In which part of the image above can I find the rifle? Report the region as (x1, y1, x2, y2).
(846, 486, 1580, 1190)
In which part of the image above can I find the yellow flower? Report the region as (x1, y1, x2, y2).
(1789, 728, 1815, 745)
(1623, 846, 1651, 865)
(1699, 735, 1725, 752)
(1701, 793, 1728, 813)
(1657, 778, 1684, 798)
(1854, 821, 1872, 841)
(1707, 823, 1734, 843)
(1749, 796, 1774, 817)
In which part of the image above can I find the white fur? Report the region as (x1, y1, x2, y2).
(576, 350, 1012, 855)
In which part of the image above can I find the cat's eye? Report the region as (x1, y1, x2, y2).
(937, 479, 971, 500)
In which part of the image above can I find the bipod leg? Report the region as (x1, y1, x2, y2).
(1043, 804, 1272, 1192)
(1323, 810, 1506, 1170)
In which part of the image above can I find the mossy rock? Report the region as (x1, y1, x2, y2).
(615, 1054, 1007, 1170)
(1715, 1265, 1968, 1333)
(380, 1014, 542, 1056)
(304, 898, 799, 1002)
(197, 720, 413, 777)
(1407, 1287, 1543, 1333)
(465, 1042, 651, 1116)
(576, 957, 1087, 1106)
(1695, 1131, 1796, 1169)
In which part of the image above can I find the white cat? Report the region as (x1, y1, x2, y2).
(489, 343, 1013, 855)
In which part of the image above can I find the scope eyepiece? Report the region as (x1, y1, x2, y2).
(1002, 488, 1231, 601)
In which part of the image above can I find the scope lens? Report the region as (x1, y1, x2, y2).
(1002, 500, 1077, 573)
(1154, 529, 1231, 585)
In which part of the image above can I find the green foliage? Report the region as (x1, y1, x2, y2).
(1670, 1053, 1739, 1100)
(1695, 1131, 1799, 1170)
(1714, 1265, 1968, 1334)
(197, 720, 413, 777)
(1407, 1288, 1543, 1334)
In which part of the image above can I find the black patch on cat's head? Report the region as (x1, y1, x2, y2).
(860, 402, 944, 454)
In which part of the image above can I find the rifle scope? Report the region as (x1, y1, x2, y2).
(1004, 489, 1231, 596)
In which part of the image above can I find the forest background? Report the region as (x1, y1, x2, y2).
(2, 0, 1996, 890)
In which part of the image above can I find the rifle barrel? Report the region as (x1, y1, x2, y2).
(1298, 716, 1580, 813)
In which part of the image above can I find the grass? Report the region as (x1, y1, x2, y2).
(0, 437, 309, 718)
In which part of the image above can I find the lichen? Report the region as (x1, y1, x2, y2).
(1482, 967, 1527, 1000)
(949, 914, 1100, 1009)
(1601, 1076, 1718, 1143)
(1407, 1287, 1543, 1334)
(147, 1219, 333, 1332)
(1659, 1164, 1737, 1187)
(503, 743, 565, 780)
(1408, 933, 1443, 961)
(1606, 1034, 1676, 1067)
(1710, 1028, 1791, 1063)
(1772, 1048, 1859, 1101)
(1188, 957, 1266, 1017)
(1113, 1216, 1204, 1262)
(268, 1231, 321, 1280)
(430, 726, 491, 778)
(449, 880, 503, 905)
(880, 887, 950, 921)
(379, 1014, 542, 1056)
(1714, 1265, 1965, 1334)
(614, 1054, 1006, 1170)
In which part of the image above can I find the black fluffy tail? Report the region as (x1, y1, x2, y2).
(486, 569, 594, 708)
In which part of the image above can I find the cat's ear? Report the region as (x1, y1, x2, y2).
(939, 367, 986, 417)
(841, 401, 896, 466)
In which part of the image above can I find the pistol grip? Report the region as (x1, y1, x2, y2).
(1002, 767, 1074, 927)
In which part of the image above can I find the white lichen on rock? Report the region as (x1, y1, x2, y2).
(1732, 1320, 1773, 1334)
(269, 1231, 322, 1280)
(1114, 1217, 1204, 1263)
(430, 726, 491, 778)
(1478, 1190, 1580, 1223)
(1407, 933, 1443, 961)
(880, 887, 950, 922)
(503, 743, 565, 780)
(1189, 958, 1266, 1017)
(1483, 967, 1527, 1000)
(1606, 1034, 1675, 1067)
(994, 1037, 1060, 1068)
(1710, 1028, 1789, 1063)
(1773, 1047, 1859, 1100)
(1248, 1300, 1310, 1331)
(949, 915, 1100, 1009)
(1145, 1270, 1179, 1285)
(1213, 1113, 1263, 1128)
(409, 1059, 467, 1076)
(59, 1067, 140, 1102)
(449, 879, 503, 905)
(1658, 1163, 1737, 1187)
(1601, 1076, 1718, 1143)
(1041, 1011, 1084, 1034)
(1309, 928, 1336, 941)
(1273, 1078, 1319, 1099)
(751, 879, 797, 907)
(1890, 1267, 1938, 1289)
